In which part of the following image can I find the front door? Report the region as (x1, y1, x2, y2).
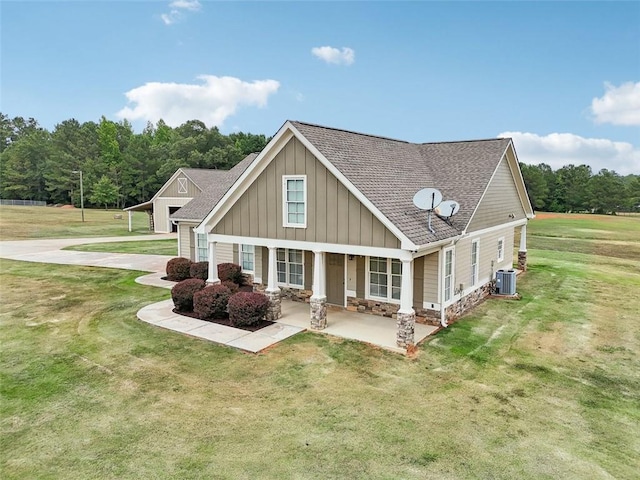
(326, 253, 345, 306)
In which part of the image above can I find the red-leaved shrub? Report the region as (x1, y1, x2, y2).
(189, 261, 209, 281)
(222, 280, 239, 295)
(217, 262, 243, 285)
(171, 278, 206, 312)
(193, 284, 231, 320)
(166, 257, 192, 282)
(228, 292, 270, 327)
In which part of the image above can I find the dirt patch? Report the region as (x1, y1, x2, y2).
(59, 205, 76, 209)
(172, 308, 274, 332)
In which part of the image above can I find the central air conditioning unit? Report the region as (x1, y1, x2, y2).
(495, 269, 517, 295)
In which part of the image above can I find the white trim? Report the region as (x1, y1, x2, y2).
(423, 301, 440, 310)
(207, 233, 414, 261)
(177, 223, 182, 257)
(470, 239, 480, 286)
(497, 236, 505, 263)
(239, 243, 255, 274)
(465, 217, 527, 238)
(343, 254, 348, 307)
(442, 246, 455, 305)
(346, 289, 357, 298)
(365, 256, 402, 305)
(276, 247, 304, 289)
(282, 174, 307, 228)
(177, 177, 188, 194)
(506, 140, 535, 218)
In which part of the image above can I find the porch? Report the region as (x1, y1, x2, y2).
(278, 300, 439, 354)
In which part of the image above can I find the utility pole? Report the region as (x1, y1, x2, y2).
(72, 170, 85, 222)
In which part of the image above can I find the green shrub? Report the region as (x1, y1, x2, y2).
(171, 278, 206, 312)
(194, 284, 231, 320)
(228, 292, 270, 327)
(166, 257, 193, 282)
(190, 261, 209, 281)
(218, 263, 243, 285)
(222, 280, 239, 295)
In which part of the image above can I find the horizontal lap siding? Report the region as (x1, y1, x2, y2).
(212, 137, 401, 249)
(422, 252, 439, 303)
(153, 198, 192, 233)
(467, 157, 527, 232)
(456, 226, 515, 288)
(178, 223, 196, 259)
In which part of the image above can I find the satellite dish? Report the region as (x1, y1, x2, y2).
(413, 188, 443, 211)
(435, 200, 460, 218)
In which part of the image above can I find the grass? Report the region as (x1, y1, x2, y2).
(1, 212, 639, 478)
(0, 205, 154, 240)
(64, 239, 178, 256)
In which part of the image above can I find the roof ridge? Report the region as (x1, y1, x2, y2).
(419, 137, 510, 145)
(290, 120, 411, 144)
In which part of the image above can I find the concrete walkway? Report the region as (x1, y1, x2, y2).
(0, 235, 438, 354)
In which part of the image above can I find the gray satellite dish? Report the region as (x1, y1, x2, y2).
(435, 200, 460, 218)
(413, 188, 443, 211)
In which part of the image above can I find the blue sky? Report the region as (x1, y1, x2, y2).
(1, 1, 639, 174)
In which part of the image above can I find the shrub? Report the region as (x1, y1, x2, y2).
(222, 280, 239, 295)
(171, 278, 206, 312)
(190, 261, 209, 281)
(166, 257, 193, 282)
(194, 284, 231, 320)
(228, 292, 270, 327)
(218, 262, 243, 285)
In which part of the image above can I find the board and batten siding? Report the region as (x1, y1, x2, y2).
(153, 198, 192, 233)
(466, 156, 527, 233)
(161, 174, 201, 198)
(422, 251, 439, 306)
(212, 137, 401, 249)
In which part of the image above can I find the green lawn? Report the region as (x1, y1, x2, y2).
(64, 239, 178, 256)
(1, 214, 639, 478)
(0, 205, 153, 240)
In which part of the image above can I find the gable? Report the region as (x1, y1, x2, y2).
(466, 149, 528, 232)
(211, 137, 401, 249)
(158, 171, 202, 199)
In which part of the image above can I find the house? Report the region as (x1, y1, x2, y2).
(173, 120, 534, 348)
(124, 168, 229, 233)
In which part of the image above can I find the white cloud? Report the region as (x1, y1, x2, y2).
(590, 81, 640, 126)
(117, 75, 280, 128)
(498, 131, 640, 176)
(311, 46, 355, 66)
(160, 0, 201, 25)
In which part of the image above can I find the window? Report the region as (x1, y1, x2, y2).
(444, 249, 453, 302)
(368, 257, 402, 302)
(196, 233, 208, 261)
(277, 248, 304, 288)
(178, 177, 187, 194)
(497, 237, 504, 262)
(240, 244, 255, 273)
(283, 176, 306, 227)
(471, 240, 479, 286)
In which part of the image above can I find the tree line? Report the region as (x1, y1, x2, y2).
(0, 113, 270, 209)
(1, 112, 638, 213)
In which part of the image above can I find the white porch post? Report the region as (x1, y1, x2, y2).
(207, 241, 220, 284)
(310, 251, 327, 330)
(127, 211, 132, 232)
(518, 223, 528, 271)
(396, 258, 416, 348)
(265, 246, 281, 320)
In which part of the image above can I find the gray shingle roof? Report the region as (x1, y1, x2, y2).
(180, 168, 230, 191)
(290, 121, 511, 246)
(171, 153, 259, 222)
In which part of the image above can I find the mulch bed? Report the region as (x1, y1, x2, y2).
(172, 308, 274, 332)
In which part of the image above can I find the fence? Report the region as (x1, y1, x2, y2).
(0, 199, 47, 207)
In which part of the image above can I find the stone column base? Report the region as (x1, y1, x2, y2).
(265, 290, 281, 321)
(310, 296, 327, 330)
(396, 311, 415, 348)
(518, 251, 527, 271)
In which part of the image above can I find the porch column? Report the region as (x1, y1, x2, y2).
(127, 211, 132, 232)
(396, 258, 416, 348)
(310, 251, 327, 330)
(206, 241, 220, 284)
(265, 246, 281, 320)
(518, 223, 527, 271)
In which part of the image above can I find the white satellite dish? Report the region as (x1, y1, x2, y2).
(435, 200, 460, 218)
(412, 188, 443, 211)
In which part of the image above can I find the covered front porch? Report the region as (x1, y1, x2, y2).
(278, 300, 439, 354)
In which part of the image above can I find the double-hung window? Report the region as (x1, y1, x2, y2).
(277, 248, 304, 288)
(196, 233, 208, 261)
(283, 176, 306, 227)
(368, 257, 402, 302)
(240, 244, 254, 273)
(444, 249, 453, 302)
(471, 240, 479, 286)
(497, 237, 504, 263)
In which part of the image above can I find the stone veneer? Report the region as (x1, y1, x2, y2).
(396, 311, 416, 347)
(444, 282, 493, 324)
(518, 251, 527, 271)
(346, 297, 441, 326)
(264, 290, 282, 321)
(310, 297, 327, 330)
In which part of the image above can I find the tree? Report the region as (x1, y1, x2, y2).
(0, 130, 51, 201)
(89, 175, 120, 209)
(588, 169, 626, 214)
(520, 163, 549, 211)
(555, 164, 592, 212)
